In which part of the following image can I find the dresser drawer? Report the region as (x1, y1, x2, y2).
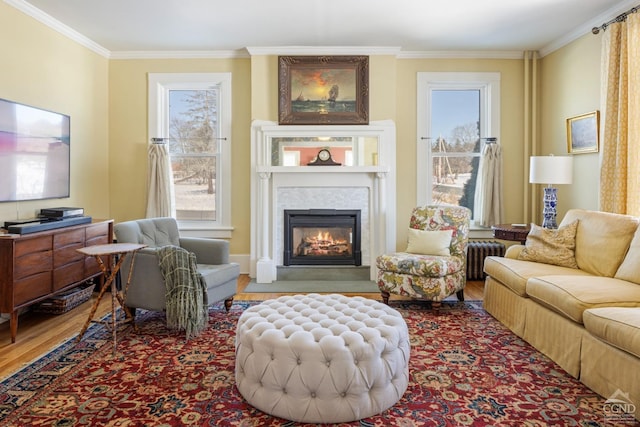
(85, 223, 109, 242)
(54, 228, 84, 248)
(15, 272, 52, 306)
(15, 250, 53, 280)
(15, 235, 52, 258)
(53, 260, 86, 291)
(53, 243, 85, 268)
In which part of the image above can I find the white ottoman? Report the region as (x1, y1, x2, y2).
(235, 294, 410, 423)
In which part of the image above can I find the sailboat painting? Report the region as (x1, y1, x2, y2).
(290, 67, 354, 114)
(279, 56, 369, 125)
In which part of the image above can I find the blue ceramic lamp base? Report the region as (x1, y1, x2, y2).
(542, 186, 558, 229)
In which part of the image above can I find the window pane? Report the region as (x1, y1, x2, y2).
(431, 155, 478, 207)
(169, 88, 219, 221)
(169, 89, 219, 154)
(431, 90, 480, 150)
(171, 156, 216, 221)
(430, 89, 481, 213)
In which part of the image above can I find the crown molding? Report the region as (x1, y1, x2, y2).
(397, 50, 524, 60)
(5, 0, 110, 58)
(245, 46, 402, 56)
(110, 50, 250, 60)
(539, 0, 639, 57)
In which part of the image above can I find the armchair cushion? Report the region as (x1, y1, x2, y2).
(405, 228, 453, 256)
(377, 252, 463, 277)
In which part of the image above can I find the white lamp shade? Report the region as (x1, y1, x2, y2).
(529, 156, 573, 185)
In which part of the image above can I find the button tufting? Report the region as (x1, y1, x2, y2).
(235, 294, 410, 424)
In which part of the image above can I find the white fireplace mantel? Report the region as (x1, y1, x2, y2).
(250, 120, 397, 283)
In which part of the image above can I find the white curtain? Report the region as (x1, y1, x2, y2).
(474, 142, 503, 226)
(145, 142, 174, 218)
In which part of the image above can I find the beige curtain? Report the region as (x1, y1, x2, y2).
(474, 142, 503, 226)
(145, 142, 174, 218)
(599, 14, 640, 215)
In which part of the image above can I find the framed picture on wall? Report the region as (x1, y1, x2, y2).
(278, 56, 369, 125)
(567, 111, 600, 154)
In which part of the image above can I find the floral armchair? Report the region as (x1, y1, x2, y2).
(376, 205, 471, 307)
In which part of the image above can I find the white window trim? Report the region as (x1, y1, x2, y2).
(416, 72, 500, 226)
(148, 72, 233, 238)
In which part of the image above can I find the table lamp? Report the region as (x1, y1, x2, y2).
(529, 155, 573, 229)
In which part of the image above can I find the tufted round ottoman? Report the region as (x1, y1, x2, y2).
(235, 293, 410, 424)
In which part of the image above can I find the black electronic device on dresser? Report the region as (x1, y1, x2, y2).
(3, 207, 90, 234)
(40, 207, 84, 218)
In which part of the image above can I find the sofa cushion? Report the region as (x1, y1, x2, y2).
(526, 275, 640, 324)
(559, 209, 638, 277)
(517, 221, 578, 268)
(583, 307, 640, 358)
(483, 256, 590, 297)
(615, 226, 640, 285)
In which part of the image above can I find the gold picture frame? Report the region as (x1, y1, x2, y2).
(567, 111, 600, 154)
(278, 55, 369, 125)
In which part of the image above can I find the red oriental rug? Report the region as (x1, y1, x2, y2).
(0, 299, 624, 426)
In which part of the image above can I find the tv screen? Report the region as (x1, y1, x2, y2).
(0, 98, 70, 202)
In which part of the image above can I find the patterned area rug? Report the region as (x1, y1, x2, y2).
(0, 299, 617, 426)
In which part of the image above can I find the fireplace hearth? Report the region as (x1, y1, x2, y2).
(284, 209, 361, 266)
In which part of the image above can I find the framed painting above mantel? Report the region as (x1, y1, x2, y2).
(278, 55, 369, 125)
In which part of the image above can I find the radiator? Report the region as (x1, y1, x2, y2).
(466, 240, 506, 280)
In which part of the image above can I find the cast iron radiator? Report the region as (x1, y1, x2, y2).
(466, 240, 506, 280)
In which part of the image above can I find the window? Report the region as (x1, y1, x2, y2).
(149, 73, 232, 236)
(417, 72, 500, 224)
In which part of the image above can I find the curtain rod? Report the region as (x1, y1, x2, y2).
(592, 5, 639, 34)
(151, 137, 227, 144)
(420, 137, 497, 143)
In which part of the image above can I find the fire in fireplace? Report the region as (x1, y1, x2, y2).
(284, 209, 361, 266)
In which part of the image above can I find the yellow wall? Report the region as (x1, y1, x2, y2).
(108, 58, 252, 253)
(0, 2, 109, 223)
(1, 1, 606, 257)
(396, 58, 526, 241)
(539, 34, 602, 220)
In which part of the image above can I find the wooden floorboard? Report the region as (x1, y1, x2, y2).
(0, 275, 484, 379)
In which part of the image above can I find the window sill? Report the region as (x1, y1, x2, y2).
(178, 224, 234, 239)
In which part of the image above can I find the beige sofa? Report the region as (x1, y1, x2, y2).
(483, 209, 640, 421)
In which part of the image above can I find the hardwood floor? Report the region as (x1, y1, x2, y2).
(0, 275, 484, 379)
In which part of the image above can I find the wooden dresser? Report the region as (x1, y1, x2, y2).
(0, 219, 113, 342)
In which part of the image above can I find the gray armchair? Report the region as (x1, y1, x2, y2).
(113, 217, 239, 317)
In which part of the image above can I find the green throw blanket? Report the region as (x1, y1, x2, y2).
(157, 245, 208, 339)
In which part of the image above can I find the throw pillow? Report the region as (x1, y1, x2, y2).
(406, 228, 453, 256)
(517, 220, 579, 268)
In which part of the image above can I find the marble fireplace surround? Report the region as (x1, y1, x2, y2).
(250, 120, 397, 283)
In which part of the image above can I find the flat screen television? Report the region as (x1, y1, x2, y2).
(0, 98, 70, 202)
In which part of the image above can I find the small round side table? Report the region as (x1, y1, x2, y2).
(491, 224, 531, 244)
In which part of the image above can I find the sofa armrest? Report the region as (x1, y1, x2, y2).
(179, 237, 230, 265)
(505, 244, 525, 259)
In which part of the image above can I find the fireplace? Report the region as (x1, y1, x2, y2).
(283, 209, 361, 266)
